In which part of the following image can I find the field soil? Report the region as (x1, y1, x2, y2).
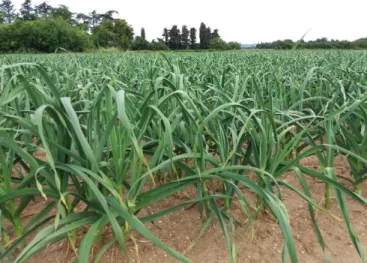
(22, 155, 367, 263)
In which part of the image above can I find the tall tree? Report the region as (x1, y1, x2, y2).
(0, 11, 5, 23)
(162, 28, 169, 45)
(20, 0, 35, 20)
(141, 27, 146, 40)
(100, 10, 118, 21)
(76, 13, 89, 23)
(89, 10, 102, 28)
(75, 13, 90, 25)
(51, 5, 72, 22)
(206, 27, 212, 45)
(199, 22, 207, 49)
(36, 1, 53, 18)
(189, 27, 197, 49)
(168, 25, 180, 49)
(199, 23, 212, 49)
(75, 13, 90, 31)
(211, 29, 220, 39)
(181, 25, 189, 49)
(0, 13, 4, 23)
(0, 0, 17, 24)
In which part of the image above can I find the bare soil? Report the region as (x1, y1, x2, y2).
(20, 155, 367, 263)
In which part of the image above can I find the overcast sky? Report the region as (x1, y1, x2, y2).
(11, 0, 367, 43)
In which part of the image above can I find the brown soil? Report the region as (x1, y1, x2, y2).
(18, 155, 367, 263)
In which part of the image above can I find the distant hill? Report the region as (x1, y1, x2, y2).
(241, 44, 257, 49)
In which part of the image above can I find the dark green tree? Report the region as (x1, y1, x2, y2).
(89, 10, 102, 28)
(189, 27, 196, 49)
(76, 13, 90, 30)
(206, 27, 212, 41)
(100, 10, 118, 22)
(20, 0, 36, 21)
(141, 27, 146, 40)
(76, 13, 89, 23)
(181, 25, 189, 49)
(162, 27, 169, 45)
(168, 25, 180, 49)
(199, 22, 211, 49)
(0, 0, 17, 24)
(132, 27, 149, 50)
(51, 5, 72, 22)
(0, 11, 4, 23)
(76, 10, 117, 31)
(35, 1, 53, 18)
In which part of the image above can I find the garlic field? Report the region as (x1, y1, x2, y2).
(0, 50, 366, 263)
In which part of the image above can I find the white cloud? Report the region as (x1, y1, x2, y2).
(12, 0, 367, 43)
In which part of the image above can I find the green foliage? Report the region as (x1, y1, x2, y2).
(51, 5, 72, 22)
(0, 23, 12, 49)
(150, 39, 169, 50)
(87, 10, 101, 28)
(162, 27, 169, 45)
(210, 37, 228, 50)
(0, 0, 16, 24)
(199, 22, 211, 49)
(0, 19, 91, 52)
(132, 36, 151, 50)
(35, 1, 53, 18)
(190, 27, 196, 49)
(141, 27, 146, 40)
(354, 38, 367, 49)
(209, 38, 241, 50)
(0, 10, 5, 23)
(100, 10, 118, 22)
(75, 13, 90, 29)
(274, 39, 294, 49)
(132, 28, 150, 50)
(0, 2, 243, 53)
(181, 25, 190, 49)
(211, 29, 220, 39)
(92, 19, 134, 50)
(168, 25, 181, 49)
(257, 37, 367, 50)
(20, 0, 36, 21)
(227, 41, 241, 50)
(162, 23, 223, 51)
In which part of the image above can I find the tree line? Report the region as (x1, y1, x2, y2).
(2, 0, 366, 53)
(0, 0, 241, 53)
(0, 0, 136, 52)
(133, 23, 241, 51)
(256, 37, 367, 50)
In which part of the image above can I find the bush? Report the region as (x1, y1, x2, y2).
(0, 19, 91, 53)
(132, 36, 151, 50)
(0, 24, 16, 52)
(150, 40, 169, 51)
(210, 37, 229, 50)
(227, 41, 241, 50)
